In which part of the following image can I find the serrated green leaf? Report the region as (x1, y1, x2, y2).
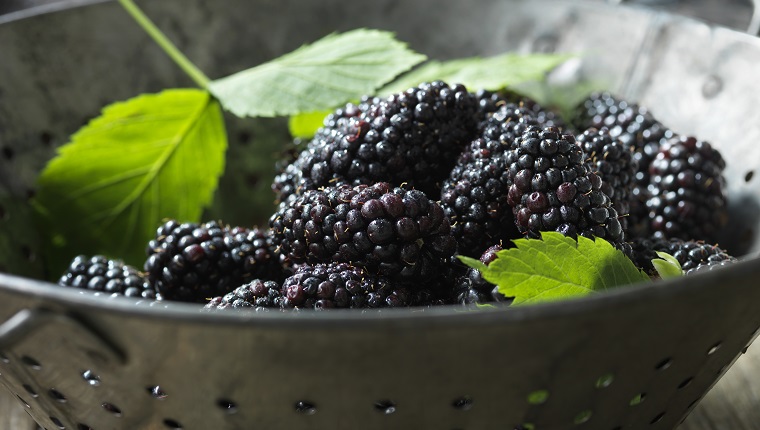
(379, 52, 573, 95)
(209, 29, 426, 118)
(288, 109, 332, 139)
(33, 89, 227, 269)
(479, 232, 650, 305)
(653, 251, 684, 279)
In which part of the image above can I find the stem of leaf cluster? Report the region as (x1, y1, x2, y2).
(117, 0, 210, 89)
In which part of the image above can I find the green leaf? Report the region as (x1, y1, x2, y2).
(460, 232, 650, 305)
(33, 89, 227, 268)
(288, 109, 332, 139)
(379, 52, 573, 95)
(652, 251, 684, 279)
(209, 29, 426, 118)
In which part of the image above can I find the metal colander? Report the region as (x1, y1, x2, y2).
(1, 1, 760, 429)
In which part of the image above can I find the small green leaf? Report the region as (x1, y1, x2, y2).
(475, 232, 650, 305)
(379, 52, 573, 95)
(457, 255, 488, 273)
(33, 89, 227, 269)
(652, 251, 684, 279)
(209, 29, 426, 118)
(288, 109, 332, 139)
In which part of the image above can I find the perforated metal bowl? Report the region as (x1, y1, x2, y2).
(1, 1, 760, 429)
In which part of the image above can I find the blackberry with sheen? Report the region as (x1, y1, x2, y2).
(441, 104, 539, 256)
(272, 81, 477, 202)
(474, 89, 567, 132)
(574, 92, 675, 236)
(269, 182, 457, 280)
(145, 220, 282, 302)
(646, 136, 728, 242)
(280, 263, 420, 309)
(451, 244, 509, 305)
(58, 255, 156, 299)
(576, 127, 636, 232)
(630, 237, 736, 275)
(506, 126, 625, 245)
(204, 279, 283, 310)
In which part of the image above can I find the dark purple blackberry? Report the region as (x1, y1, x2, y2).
(272, 81, 477, 202)
(269, 182, 457, 280)
(576, 127, 636, 232)
(474, 89, 567, 132)
(685, 258, 737, 275)
(506, 126, 626, 246)
(145, 220, 284, 303)
(646, 136, 728, 242)
(441, 104, 540, 257)
(204, 279, 283, 310)
(630, 237, 736, 275)
(279, 263, 421, 309)
(574, 92, 676, 236)
(58, 255, 156, 299)
(452, 244, 509, 305)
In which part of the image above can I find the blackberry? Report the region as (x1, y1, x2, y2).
(452, 244, 509, 305)
(272, 81, 477, 202)
(441, 104, 539, 256)
(574, 92, 675, 236)
(646, 136, 728, 242)
(204, 279, 283, 310)
(280, 263, 419, 309)
(506, 126, 625, 246)
(145, 220, 282, 303)
(630, 237, 736, 275)
(269, 182, 457, 280)
(58, 255, 156, 299)
(576, 127, 636, 232)
(474, 89, 567, 132)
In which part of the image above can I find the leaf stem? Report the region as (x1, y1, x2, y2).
(117, 0, 210, 88)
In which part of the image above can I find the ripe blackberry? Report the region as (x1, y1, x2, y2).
(474, 89, 567, 132)
(506, 126, 625, 246)
(272, 81, 477, 202)
(145, 220, 283, 303)
(204, 279, 283, 310)
(269, 182, 457, 280)
(630, 237, 736, 275)
(574, 92, 676, 236)
(646, 136, 728, 242)
(441, 104, 539, 256)
(280, 263, 421, 309)
(58, 255, 156, 299)
(576, 127, 636, 232)
(452, 244, 509, 305)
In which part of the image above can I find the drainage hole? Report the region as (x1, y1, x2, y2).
(678, 377, 693, 389)
(746, 170, 755, 182)
(49, 389, 67, 403)
(2, 146, 14, 161)
(527, 389, 549, 405)
(655, 357, 672, 371)
(451, 396, 473, 411)
(147, 385, 168, 399)
(707, 342, 722, 355)
(102, 402, 122, 417)
(23, 384, 38, 398)
(374, 399, 396, 415)
(76, 424, 93, 430)
(82, 370, 101, 387)
(163, 419, 183, 429)
(630, 393, 647, 406)
(0, 352, 8, 363)
(50, 416, 65, 429)
(217, 399, 237, 414)
(573, 410, 593, 424)
(294, 400, 317, 415)
(595, 373, 614, 389)
(22, 355, 41, 369)
(650, 412, 666, 424)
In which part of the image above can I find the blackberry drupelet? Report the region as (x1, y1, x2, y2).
(506, 126, 626, 246)
(646, 136, 728, 242)
(204, 279, 283, 310)
(452, 244, 509, 305)
(474, 89, 567, 132)
(145, 221, 285, 303)
(576, 127, 636, 232)
(574, 92, 676, 236)
(630, 237, 736, 275)
(58, 255, 156, 299)
(441, 104, 538, 257)
(272, 81, 477, 202)
(280, 263, 420, 309)
(269, 182, 457, 280)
